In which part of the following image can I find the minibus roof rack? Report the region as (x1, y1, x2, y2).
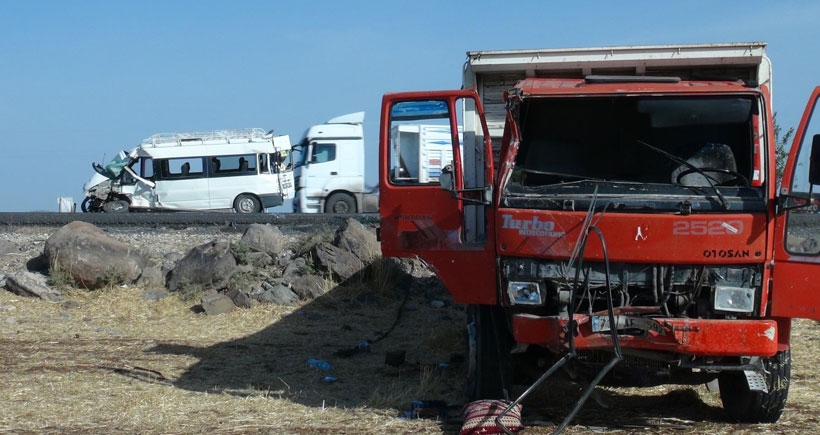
(141, 128, 269, 147)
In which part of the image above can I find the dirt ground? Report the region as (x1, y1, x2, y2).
(2, 276, 820, 434)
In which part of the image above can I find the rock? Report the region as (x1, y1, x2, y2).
(226, 288, 255, 309)
(334, 218, 380, 262)
(136, 265, 165, 289)
(200, 293, 235, 315)
(0, 239, 19, 257)
(43, 221, 150, 289)
(430, 300, 445, 308)
(247, 252, 274, 267)
(61, 300, 80, 309)
(166, 239, 237, 292)
(258, 283, 299, 306)
(142, 290, 169, 301)
(5, 271, 62, 301)
(312, 242, 363, 282)
(290, 275, 327, 300)
(240, 224, 285, 256)
(282, 257, 309, 281)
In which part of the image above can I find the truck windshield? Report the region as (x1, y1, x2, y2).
(504, 95, 765, 212)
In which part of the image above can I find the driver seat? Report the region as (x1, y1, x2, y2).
(672, 143, 737, 186)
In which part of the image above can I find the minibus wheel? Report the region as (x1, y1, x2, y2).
(102, 200, 129, 213)
(234, 194, 261, 213)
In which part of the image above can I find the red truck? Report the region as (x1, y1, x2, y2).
(377, 42, 820, 427)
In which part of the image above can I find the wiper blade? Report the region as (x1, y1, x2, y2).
(635, 140, 728, 210)
(519, 168, 607, 183)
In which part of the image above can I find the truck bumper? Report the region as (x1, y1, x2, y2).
(512, 313, 779, 357)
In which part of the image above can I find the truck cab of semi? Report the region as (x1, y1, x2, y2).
(377, 42, 820, 426)
(292, 112, 378, 213)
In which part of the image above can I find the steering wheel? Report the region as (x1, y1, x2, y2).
(675, 167, 749, 186)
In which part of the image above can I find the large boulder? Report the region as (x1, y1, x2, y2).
(43, 221, 149, 289)
(333, 218, 379, 262)
(239, 224, 285, 256)
(166, 239, 238, 292)
(312, 242, 363, 282)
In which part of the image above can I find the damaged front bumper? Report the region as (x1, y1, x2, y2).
(512, 311, 778, 358)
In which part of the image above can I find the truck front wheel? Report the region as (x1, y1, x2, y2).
(466, 305, 512, 401)
(325, 193, 356, 214)
(718, 349, 791, 423)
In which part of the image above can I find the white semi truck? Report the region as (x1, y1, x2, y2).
(292, 112, 459, 213)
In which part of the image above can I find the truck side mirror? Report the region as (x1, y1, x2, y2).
(439, 164, 455, 191)
(809, 135, 820, 186)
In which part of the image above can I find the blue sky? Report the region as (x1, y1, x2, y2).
(1, 1, 819, 212)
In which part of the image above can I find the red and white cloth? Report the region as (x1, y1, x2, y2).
(460, 400, 523, 434)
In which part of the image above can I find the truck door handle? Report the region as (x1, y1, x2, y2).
(331, 172, 338, 175)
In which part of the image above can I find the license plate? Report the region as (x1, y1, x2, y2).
(591, 315, 665, 335)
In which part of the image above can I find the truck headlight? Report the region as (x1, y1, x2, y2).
(507, 281, 542, 305)
(713, 286, 755, 313)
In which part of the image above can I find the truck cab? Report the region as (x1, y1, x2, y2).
(292, 112, 378, 213)
(378, 42, 820, 426)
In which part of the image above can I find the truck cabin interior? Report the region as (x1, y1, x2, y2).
(505, 94, 762, 211)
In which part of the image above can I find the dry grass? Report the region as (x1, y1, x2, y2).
(3, 278, 820, 434)
(0, 278, 462, 434)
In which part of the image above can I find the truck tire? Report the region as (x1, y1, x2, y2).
(467, 305, 512, 401)
(718, 349, 791, 423)
(102, 200, 129, 213)
(325, 193, 356, 214)
(234, 194, 261, 214)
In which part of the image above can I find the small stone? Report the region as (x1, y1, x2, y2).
(61, 300, 80, 309)
(430, 300, 445, 308)
(142, 290, 169, 301)
(5, 317, 17, 324)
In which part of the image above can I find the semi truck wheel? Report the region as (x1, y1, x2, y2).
(325, 193, 356, 214)
(718, 349, 791, 423)
(234, 194, 261, 213)
(466, 304, 512, 401)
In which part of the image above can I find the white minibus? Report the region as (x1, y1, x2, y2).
(82, 128, 294, 213)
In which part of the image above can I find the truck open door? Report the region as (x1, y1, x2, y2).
(378, 90, 498, 304)
(771, 86, 820, 319)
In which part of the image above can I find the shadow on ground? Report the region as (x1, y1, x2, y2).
(150, 263, 467, 412)
(146, 262, 731, 431)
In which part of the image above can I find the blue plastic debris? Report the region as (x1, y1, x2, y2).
(307, 358, 332, 371)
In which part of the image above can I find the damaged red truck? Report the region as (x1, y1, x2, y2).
(377, 42, 820, 426)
